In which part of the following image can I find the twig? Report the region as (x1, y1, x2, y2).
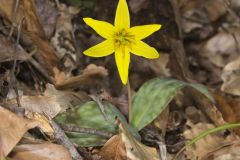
(9, 17, 24, 107)
(51, 120, 83, 160)
(127, 80, 132, 122)
(8, 0, 20, 39)
(60, 124, 113, 138)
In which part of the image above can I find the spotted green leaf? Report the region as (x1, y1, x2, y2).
(55, 101, 139, 146)
(130, 77, 214, 130)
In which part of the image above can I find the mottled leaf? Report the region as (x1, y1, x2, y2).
(55, 101, 139, 147)
(131, 77, 214, 130)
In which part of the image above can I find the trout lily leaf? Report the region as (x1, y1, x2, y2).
(83, 0, 161, 84)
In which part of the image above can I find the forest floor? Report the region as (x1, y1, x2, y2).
(0, 0, 240, 160)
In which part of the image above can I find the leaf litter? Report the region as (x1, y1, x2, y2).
(0, 0, 240, 159)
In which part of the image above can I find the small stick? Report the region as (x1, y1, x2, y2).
(51, 120, 83, 160)
(8, 0, 20, 39)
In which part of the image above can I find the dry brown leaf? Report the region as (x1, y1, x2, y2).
(29, 33, 60, 76)
(99, 122, 160, 160)
(213, 92, 237, 123)
(25, 112, 54, 139)
(204, 141, 240, 159)
(184, 122, 236, 160)
(201, 28, 240, 67)
(5, 96, 61, 118)
(35, 0, 58, 38)
(55, 64, 108, 90)
(22, 0, 46, 37)
(10, 143, 71, 160)
(0, 36, 29, 63)
(148, 53, 171, 77)
(0, 106, 38, 157)
(0, 0, 45, 37)
(44, 83, 90, 111)
(98, 135, 127, 160)
(221, 57, 240, 96)
(180, 0, 227, 33)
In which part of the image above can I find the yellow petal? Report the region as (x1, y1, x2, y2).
(129, 24, 161, 40)
(83, 18, 116, 39)
(115, 0, 130, 30)
(115, 46, 130, 84)
(84, 40, 114, 57)
(130, 41, 159, 59)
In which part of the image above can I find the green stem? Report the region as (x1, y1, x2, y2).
(127, 80, 132, 122)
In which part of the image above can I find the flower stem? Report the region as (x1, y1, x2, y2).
(127, 80, 132, 122)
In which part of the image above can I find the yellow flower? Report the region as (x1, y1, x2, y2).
(83, 0, 161, 84)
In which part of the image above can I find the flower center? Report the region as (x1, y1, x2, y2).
(113, 29, 135, 49)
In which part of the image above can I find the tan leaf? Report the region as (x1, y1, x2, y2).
(184, 122, 236, 160)
(25, 112, 54, 139)
(99, 122, 160, 160)
(204, 141, 240, 159)
(120, 123, 160, 160)
(55, 64, 108, 90)
(0, 0, 45, 37)
(0, 36, 29, 63)
(98, 135, 127, 160)
(221, 57, 240, 96)
(10, 143, 71, 160)
(5, 96, 61, 118)
(44, 83, 90, 112)
(0, 106, 38, 157)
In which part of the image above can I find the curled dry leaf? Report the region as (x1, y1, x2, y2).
(184, 122, 236, 160)
(25, 112, 54, 139)
(98, 122, 159, 160)
(0, 106, 38, 157)
(10, 143, 71, 160)
(221, 57, 240, 96)
(55, 64, 108, 90)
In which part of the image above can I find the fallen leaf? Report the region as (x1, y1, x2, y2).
(204, 141, 240, 159)
(0, 106, 38, 157)
(98, 135, 127, 160)
(213, 92, 237, 123)
(44, 83, 90, 112)
(99, 122, 159, 160)
(29, 33, 60, 76)
(55, 64, 108, 90)
(184, 122, 236, 160)
(25, 112, 54, 139)
(200, 28, 240, 67)
(221, 57, 240, 96)
(0, 36, 29, 63)
(34, 0, 58, 38)
(22, 0, 46, 37)
(10, 143, 71, 160)
(148, 53, 171, 77)
(5, 96, 61, 118)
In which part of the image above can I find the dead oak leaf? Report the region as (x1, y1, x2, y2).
(184, 122, 236, 160)
(98, 122, 159, 160)
(10, 143, 71, 160)
(0, 106, 38, 157)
